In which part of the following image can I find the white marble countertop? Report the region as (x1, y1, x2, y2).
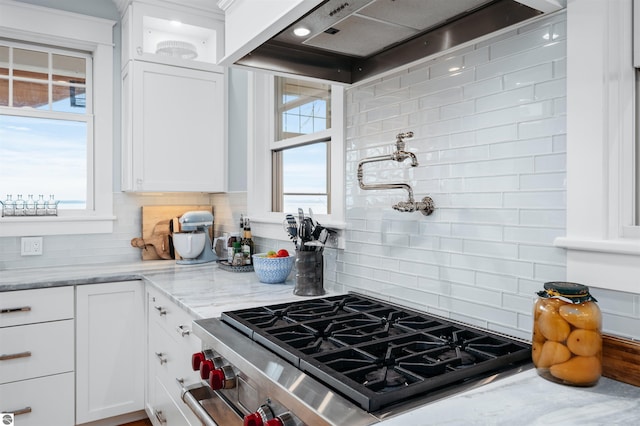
(383, 368, 640, 425)
(0, 260, 328, 319)
(2, 261, 639, 424)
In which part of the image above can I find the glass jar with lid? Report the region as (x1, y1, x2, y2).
(532, 281, 602, 386)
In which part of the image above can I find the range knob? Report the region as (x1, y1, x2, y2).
(200, 356, 225, 380)
(265, 413, 295, 426)
(208, 365, 236, 390)
(191, 349, 216, 371)
(191, 351, 205, 371)
(243, 404, 273, 426)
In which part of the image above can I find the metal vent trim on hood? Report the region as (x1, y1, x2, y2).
(233, 0, 558, 84)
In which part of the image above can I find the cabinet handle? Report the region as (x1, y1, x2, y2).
(176, 325, 190, 337)
(3, 406, 32, 416)
(0, 306, 31, 314)
(0, 351, 31, 361)
(155, 352, 167, 365)
(153, 409, 167, 424)
(154, 305, 167, 316)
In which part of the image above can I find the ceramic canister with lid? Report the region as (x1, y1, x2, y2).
(532, 281, 602, 386)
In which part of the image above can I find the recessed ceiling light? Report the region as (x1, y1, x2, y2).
(293, 27, 311, 37)
(170, 20, 182, 27)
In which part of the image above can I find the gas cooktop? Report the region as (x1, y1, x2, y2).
(221, 293, 531, 412)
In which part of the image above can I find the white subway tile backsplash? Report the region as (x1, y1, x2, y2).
(450, 254, 534, 278)
(475, 124, 517, 145)
(504, 226, 565, 245)
(518, 244, 566, 264)
(491, 25, 551, 57)
(519, 172, 566, 190)
(329, 11, 636, 340)
(476, 271, 519, 294)
(463, 239, 518, 258)
(519, 116, 566, 139)
(519, 209, 566, 227)
(488, 137, 553, 158)
(476, 86, 534, 112)
(452, 223, 504, 241)
(533, 263, 566, 281)
(503, 190, 565, 208)
(450, 157, 534, 177)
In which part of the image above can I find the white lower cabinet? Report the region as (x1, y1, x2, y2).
(76, 281, 145, 424)
(0, 373, 75, 426)
(146, 285, 201, 426)
(0, 286, 74, 426)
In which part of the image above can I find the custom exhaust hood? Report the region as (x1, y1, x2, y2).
(227, 0, 564, 84)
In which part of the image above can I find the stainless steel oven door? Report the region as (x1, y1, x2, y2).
(181, 382, 243, 426)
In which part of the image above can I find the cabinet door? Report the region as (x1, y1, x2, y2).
(76, 281, 145, 424)
(128, 61, 226, 192)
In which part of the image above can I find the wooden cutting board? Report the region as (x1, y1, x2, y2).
(138, 205, 214, 260)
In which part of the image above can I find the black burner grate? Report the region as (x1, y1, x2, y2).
(221, 294, 531, 412)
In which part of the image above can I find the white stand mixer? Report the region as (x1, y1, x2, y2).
(173, 211, 218, 265)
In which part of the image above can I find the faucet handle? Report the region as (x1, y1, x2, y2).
(395, 132, 413, 150)
(392, 196, 435, 216)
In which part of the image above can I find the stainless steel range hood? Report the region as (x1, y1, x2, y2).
(226, 0, 564, 84)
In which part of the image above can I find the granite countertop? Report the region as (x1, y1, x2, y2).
(2, 261, 639, 424)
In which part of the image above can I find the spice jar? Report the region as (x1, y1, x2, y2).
(532, 281, 602, 386)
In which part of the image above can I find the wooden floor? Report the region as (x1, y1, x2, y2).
(119, 419, 152, 426)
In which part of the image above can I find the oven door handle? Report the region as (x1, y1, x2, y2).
(181, 382, 219, 426)
(181, 380, 245, 426)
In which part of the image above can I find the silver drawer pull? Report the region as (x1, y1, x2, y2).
(176, 325, 190, 337)
(154, 409, 167, 424)
(3, 406, 32, 416)
(0, 351, 32, 361)
(154, 305, 167, 316)
(155, 352, 167, 365)
(1, 306, 31, 314)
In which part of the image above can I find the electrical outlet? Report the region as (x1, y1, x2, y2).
(21, 237, 43, 256)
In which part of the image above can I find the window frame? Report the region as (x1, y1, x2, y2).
(248, 72, 345, 241)
(0, 1, 116, 237)
(555, 0, 640, 293)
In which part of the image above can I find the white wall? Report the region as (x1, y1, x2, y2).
(333, 11, 639, 341)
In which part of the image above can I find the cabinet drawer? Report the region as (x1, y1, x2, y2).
(0, 286, 73, 327)
(0, 320, 74, 384)
(148, 375, 200, 426)
(148, 287, 200, 351)
(0, 372, 74, 426)
(149, 312, 201, 393)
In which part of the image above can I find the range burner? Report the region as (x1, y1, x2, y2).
(221, 294, 531, 412)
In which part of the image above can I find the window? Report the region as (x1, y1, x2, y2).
(272, 77, 331, 214)
(0, 1, 115, 237)
(248, 73, 345, 239)
(1, 41, 91, 210)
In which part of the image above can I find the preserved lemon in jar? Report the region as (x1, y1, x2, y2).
(532, 282, 602, 386)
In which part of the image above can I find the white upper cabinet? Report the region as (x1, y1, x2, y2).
(120, 1, 227, 193)
(122, 1, 224, 71)
(121, 61, 226, 192)
(217, 0, 321, 66)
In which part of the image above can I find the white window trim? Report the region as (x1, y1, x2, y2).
(554, 0, 640, 293)
(247, 71, 345, 242)
(0, 0, 116, 236)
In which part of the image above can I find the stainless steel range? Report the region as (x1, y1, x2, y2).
(182, 293, 531, 425)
